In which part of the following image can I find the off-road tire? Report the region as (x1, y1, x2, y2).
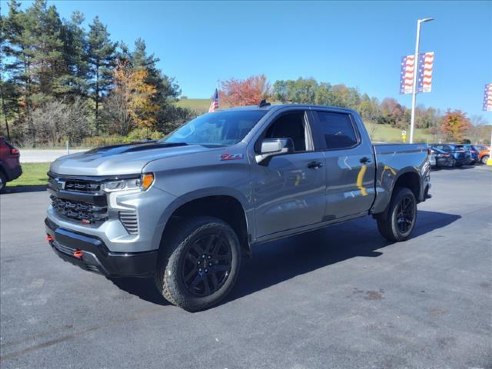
(376, 187, 417, 242)
(481, 155, 489, 165)
(155, 216, 241, 312)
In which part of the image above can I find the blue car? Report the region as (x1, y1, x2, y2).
(429, 147, 455, 168)
(431, 144, 469, 167)
(463, 144, 479, 164)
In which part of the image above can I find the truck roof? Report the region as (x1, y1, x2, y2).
(221, 103, 358, 115)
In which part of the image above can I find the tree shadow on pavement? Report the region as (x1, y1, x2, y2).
(226, 210, 460, 304)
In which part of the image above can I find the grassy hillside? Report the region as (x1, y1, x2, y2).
(175, 98, 210, 113)
(173, 99, 434, 143)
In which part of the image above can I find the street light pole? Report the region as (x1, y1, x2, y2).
(409, 18, 434, 144)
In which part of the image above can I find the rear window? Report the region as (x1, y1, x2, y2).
(315, 111, 358, 150)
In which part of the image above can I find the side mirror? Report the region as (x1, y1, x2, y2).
(256, 138, 294, 163)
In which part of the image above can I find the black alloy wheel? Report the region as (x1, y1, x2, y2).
(394, 195, 415, 236)
(155, 216, 241, 312)
(181, 232, 232, 297)
(377, 187, 417, 242)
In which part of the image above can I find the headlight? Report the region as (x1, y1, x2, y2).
(102, 173, 154, 192)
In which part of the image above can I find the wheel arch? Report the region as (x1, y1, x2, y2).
(155, 189, 252, 257)
(392, 169, 421, 201)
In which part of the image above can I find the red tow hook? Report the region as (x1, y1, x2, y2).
(73, 249, 84, 259)
(46, 234, 54, 242)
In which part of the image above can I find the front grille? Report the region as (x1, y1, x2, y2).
(119, 211, 139, 235)
(51, 195, 108, 223)
(65, 180, 101, 192)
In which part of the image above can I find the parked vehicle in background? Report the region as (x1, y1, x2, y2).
(431, 144, 468, 167)
(461, 144, 479, 164)
(0, 137, 22, 192)
(477, 146, 490, 164)
(429, 147, 455, 168)
(456, 144, 473, 165)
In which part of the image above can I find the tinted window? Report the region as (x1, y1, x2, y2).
(434, 145, 451, 152)
(316, 111, 358, 150)
(163, 110, 267, 146)
(264, 112, 307, 152)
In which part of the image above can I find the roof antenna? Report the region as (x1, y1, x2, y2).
(258, 99, 271, 108)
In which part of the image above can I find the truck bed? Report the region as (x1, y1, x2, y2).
(371, 143, 430, 214)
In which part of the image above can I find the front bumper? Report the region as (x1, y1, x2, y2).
(45, 218, 158, 277)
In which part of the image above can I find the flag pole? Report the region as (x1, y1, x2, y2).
(409, 18, 433, 144)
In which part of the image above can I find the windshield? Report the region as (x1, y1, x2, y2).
(162, 110, 267, 146)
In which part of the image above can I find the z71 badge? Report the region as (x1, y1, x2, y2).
(220, 153, 244, 161)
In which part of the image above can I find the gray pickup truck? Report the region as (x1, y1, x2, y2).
(46, 103, 431, 311)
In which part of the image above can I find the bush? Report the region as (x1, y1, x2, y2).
(81, 129, 165, 148)
(126, 128, 164, 141)
(82, 135, 128, 147)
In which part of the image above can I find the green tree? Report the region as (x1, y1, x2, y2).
(59, 11, 89, 99)
(24, 0, 66, 101)
(87, 16, 116, 133)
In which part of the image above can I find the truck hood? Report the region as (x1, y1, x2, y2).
(50, 142, 212, 176)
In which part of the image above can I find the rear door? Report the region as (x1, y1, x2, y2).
(311, 110, 376, 220)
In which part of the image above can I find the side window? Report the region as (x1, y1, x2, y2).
(316, 111, 358, 150)
(264, 111, 310, 152)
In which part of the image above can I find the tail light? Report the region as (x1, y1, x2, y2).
(10, 148, 19, 155)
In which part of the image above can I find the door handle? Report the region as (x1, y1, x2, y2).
(307, 161, 323, 169)
(360, 157, 372, 164)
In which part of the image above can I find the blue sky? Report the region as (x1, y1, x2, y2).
(4, 1, 492, 123)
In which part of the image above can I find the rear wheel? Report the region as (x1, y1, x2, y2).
(155, 216, 241, 311)
(376, 187, 417, 242)
(482, 155, 489, 165)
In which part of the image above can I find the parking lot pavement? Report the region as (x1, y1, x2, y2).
(1, 167, 491, 369)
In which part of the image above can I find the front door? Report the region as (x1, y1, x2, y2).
(251, 110, 326, 238)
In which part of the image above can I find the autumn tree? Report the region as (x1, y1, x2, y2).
(103, 60, 158, 135)
(378, 98, 407, 128)
(220, 74, 270, 106)
(440, 110, 472, 142)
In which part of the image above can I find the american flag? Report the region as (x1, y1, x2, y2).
(400, 52, 434, 94)
(208, 88, 219, 112)
(483, 83, 492, 111)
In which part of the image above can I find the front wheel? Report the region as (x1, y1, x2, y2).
(482, 155, 489, 165)
(155, 216, 241, 312)
(376, 187, 417, 242)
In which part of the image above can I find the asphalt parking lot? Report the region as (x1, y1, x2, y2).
(1, 166, 491, 369)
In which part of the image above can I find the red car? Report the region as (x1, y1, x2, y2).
(0, 137, 22, 191)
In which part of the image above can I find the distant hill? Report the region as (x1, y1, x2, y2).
(175, 98, 210, 113)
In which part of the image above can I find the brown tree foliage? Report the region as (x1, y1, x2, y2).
(440, 110, 472, 142)
(219, 75, 271, 107)
(106, 60, 158, 135)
